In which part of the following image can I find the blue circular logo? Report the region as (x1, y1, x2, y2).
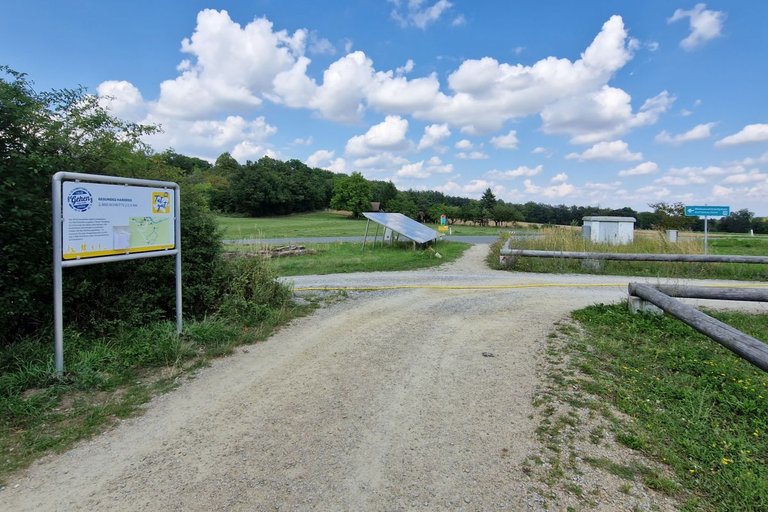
(67, 187, 93, 212)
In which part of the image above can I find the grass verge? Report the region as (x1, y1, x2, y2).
(0, 257, 318, 486)
(488, 230, 768, 281)
(225, 241, 470, 276)
(563, 304, 768, 511)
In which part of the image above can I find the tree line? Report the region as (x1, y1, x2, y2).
(178, 153, 767, 234)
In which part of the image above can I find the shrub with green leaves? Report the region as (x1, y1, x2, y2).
(0, 67, 230, 344)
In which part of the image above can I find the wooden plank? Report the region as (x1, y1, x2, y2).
(628, 283, 768, 372)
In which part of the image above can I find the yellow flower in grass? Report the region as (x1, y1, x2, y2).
(721, 457, 733, 465)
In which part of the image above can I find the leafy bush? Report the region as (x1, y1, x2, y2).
(0, 67, 228, 344)
(218, 257, 292, 325)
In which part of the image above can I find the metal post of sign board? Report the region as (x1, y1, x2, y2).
(52, 172, 182, 376)
(704, 216, 708, 255)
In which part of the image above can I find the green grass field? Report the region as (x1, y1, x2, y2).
(564, 304, 768, 510)
(218, 211, 507, 239)
(226, 241, 470, 276)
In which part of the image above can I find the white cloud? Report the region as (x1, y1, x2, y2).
(463, 179, 495, 194)
(566, 140, 642, 161)
(451, 14, 466, 27)
(551, 173, 568, 183)
(456, 151, 489, 160)
(308, 31, 335, 55)
(397, 161, 428, 178)
(655, 122, 715, 144)
(143, 114, 277, 162)
(306, 149, 346, 172)
(396, 156, 454, 179)
(542, 88, 674, 144)
(345, 115, 410, 156)
(636, 185, 670, 198)
(409, 15, 638, 134)
(455, 139, 473, 149)
(585, 181, 621, 191)
(490, 130, 519, 149)
(293, 136, 314, 145)
(396, 59, 415, 75)
(425, 156, 453, 174)
(668, 4, 726, 51)
(487, 165, 543, 179)
(156, 10, 306, 118)
(655, 175, 707, 186)
(730, 152, 768, 167)
(715, 124, 768, 147)
(390, 0, 455, 29)
(352, 152, 410, 172)
(523, 179, 575, 198)
(721, 170, 768, 184)
(712, 184, 733, 197)
(232, 141, 274, 162)
(670, 165, 728, 176)
(618, 161, 658, 177)
(417, 123, 451, 150)
(97, 80, 146, 121)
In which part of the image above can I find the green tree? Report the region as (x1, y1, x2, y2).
(491, 203, 524, 226)
(330, 172, 372, 218)
(718, 209, 754, 233)
(0, 67, 225, 345)
(386, 192, 419, 218)
(481, 187, 497, 211)
(648, 201, 695, 231)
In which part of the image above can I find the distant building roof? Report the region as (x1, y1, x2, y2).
(582, 216, 636, 222)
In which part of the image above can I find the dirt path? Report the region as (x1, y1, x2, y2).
(1, 245, 762, 510)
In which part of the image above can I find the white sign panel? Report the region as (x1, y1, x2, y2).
(62, 181, 175, 260)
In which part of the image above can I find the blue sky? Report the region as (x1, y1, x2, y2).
(3, 1, 768, 214)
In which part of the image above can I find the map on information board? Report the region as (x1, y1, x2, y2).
(62, 181, 175, 260)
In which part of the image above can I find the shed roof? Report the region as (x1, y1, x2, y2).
(582, 216, 636, 222)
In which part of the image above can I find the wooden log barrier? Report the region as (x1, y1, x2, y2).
(628, 283, 768, 372)
(652, 285, 768, 302)
(501, 249, 768, 264)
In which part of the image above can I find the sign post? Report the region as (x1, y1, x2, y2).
(52, 172, 182, 375)
(684, 205, 730, 255)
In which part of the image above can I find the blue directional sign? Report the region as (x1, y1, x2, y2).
(684, 205, 730, 217)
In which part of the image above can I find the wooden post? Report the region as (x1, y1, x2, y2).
(628, 283, 768, 372)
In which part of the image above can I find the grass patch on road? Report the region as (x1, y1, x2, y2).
(566, 304, 768, 511)
(488, 230, 768, 281)
(226, 241, 470, 276)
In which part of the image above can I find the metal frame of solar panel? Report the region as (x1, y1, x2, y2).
(362, 212, 437, 247)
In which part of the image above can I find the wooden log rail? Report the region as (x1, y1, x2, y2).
(500, 247, 768, 264)
(628, 283, 768, 372)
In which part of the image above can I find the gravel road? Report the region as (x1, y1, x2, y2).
(2, 245, 765, 511)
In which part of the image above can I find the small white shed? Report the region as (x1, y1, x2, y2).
(582, 216, 636, 245)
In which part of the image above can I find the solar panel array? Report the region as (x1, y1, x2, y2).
(362, 212, 438, 244)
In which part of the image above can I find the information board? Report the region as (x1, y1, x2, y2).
(62, 181, 175, 260)
(684, 205, 730, 217)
